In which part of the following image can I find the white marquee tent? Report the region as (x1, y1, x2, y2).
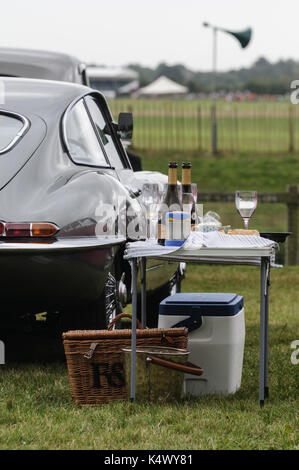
(137, 75, 188, 97)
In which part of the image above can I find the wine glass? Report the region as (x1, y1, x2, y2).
(141, 183, 159, 211)
(182, 192, 194, 212)
(191, 183, 198, 204)
(235, 191, 258, 230)
(181, 192, 194, 237)
(177, 183, 197, 205)
(141, 183, 159, 239)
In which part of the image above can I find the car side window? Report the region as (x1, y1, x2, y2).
(0, 112, 28, 153)
(66, 99, 109, 167)
(84, 96, 125, 170)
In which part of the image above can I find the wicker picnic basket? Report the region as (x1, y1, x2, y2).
(62, 313, 188, 405)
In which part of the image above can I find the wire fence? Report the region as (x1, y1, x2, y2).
(108, 99, 299, 154)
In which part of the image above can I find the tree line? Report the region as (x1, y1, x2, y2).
(128, 57, 299, 95)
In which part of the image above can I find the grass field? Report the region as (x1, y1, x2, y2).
(0, 266, 298, 450)
(109, 99, 299, 153)
(0, 152, 298, 450)
(141, 152, 299, 255)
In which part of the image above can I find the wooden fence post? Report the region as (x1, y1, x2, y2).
(197, 105, 202, 152)
(234, 108, 239, 153)
(286, 185, 299, 265)
(288, 106, 295, 154)
(211, 104, 218, 154)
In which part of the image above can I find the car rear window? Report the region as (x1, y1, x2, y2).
(65, 99, 110, 167)
(84, 96, 126, 170)
(0, 112, 29, 153)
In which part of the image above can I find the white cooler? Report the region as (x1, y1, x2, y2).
(158, 293, 245, 395)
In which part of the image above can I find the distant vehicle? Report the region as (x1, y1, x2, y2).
(0, 47, 89, 85)
(0, 47, 142, 171)
(0, 77, 181, 331)
(86, 66, 139, 98)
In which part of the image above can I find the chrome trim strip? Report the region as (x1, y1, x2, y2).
(0, 236, 126, 252)
(145, 263, 165, 272)
(0, 109, 30, 154)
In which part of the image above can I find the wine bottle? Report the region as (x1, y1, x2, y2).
(181, 162, 197, 231)
(158, 162, 182, 245)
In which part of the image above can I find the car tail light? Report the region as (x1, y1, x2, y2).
(5, 223, 31, 237)
(31, 223, 58, 237)
(0, 222, 59, 238)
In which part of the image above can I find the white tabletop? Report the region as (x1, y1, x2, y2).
(125, 243, 273, 265)
(124, 231, 275, 265)
(148, 246, 273, 265)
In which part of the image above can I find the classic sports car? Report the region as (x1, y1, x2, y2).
(0, 77, 181, 330)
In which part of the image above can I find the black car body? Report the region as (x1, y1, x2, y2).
(0, 77, 179, 329)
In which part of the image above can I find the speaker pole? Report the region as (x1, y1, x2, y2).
(211, 26, 218, 154)
(212, 26, 217, 95)
(203, 22, 218, 155)
(203, 22, 252, 156)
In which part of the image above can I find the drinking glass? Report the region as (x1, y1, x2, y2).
(191, 183, 198, 204)
(141, 183, 159, 212)
(182, 192, 194, 214)
(141, 183, 159, 239)
(182, 192, 194, 237)
(156, 183, 167, 205)
(235, 191, 258, 230)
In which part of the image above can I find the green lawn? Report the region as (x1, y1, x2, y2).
(140, 152, 299, 193)
(0, 152, 298, 450)
(109, 99, 299, 153)
(0, 266, 298, 450)
(140, 152, 299, 240)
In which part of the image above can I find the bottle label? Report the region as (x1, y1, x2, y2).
(166, 212, 190, 241)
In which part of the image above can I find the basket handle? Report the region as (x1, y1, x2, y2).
(84, 342, 99, 359)
(108, 313, 143, 331)
(147, 355, 204, 376)
(84, 314, 144, 359)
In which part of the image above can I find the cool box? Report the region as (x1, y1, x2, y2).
(158, 293, 245, 395)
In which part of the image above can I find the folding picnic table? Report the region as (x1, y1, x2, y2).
(124, 244, 275, 407)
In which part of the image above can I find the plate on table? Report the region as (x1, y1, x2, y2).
(260, 232, 292, 243)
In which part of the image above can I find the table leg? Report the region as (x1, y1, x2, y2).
(140, 258, 147, 328)
(259, 257, 267, 407)
(264, 261, 270, 399)
(130, 258, 138, 402)
(176, 271, 182, 293)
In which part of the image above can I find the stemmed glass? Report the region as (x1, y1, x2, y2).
(181, 192, 195, 238)
(191, 183, 198, 204)
(141, 183, 159, 211)
(177, 183, 197, 205)
(235, 191, 258, 230)
(141, 183, 159, 239)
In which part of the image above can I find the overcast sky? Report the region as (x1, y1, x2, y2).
(1, 0, 299, 71)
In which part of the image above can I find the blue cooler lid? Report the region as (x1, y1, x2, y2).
(159, 293, 243, 317)
(159, 293, 243, 332)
